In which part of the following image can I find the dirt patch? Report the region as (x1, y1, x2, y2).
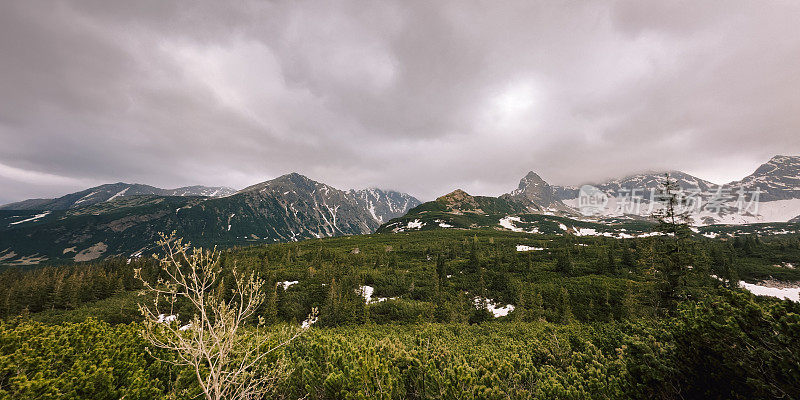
(102, 211, 169, 232)
(0, 249, 17, 262)
(74, 242, 108, 262)
(7, 254, 48, 266)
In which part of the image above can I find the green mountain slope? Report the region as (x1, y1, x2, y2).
(0, 173, 419, 265)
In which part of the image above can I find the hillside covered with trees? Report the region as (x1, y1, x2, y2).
(1, 226, 799, 398)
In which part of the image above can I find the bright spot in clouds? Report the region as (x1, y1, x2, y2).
(485, 81, 539, 132)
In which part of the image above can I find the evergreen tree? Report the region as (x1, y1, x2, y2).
(606, 246, 617, 274)
(621, 243, 635, 271)
(435, 254, 446, 281)
(531, 290, 545, 322)
(651, 173, 692, 312)
(264, 277, 279, 323)
(556, 248, 573, 276)
(559, 287, 573, 324)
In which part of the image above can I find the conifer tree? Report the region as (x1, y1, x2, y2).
(559, 287, 573, 324)
(651, 173, 692, 312)
(531, 290, 545, 322)
(556, 248, 573, 276)
(606, 246, 617, 274)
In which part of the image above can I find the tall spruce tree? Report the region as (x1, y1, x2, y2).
(651, 173, 692, 312)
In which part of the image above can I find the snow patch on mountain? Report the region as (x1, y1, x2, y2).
(9, 211, 50, 225)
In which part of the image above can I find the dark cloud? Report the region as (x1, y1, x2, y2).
(1, 0, 799, 204)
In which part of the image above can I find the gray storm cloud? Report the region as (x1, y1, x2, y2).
(1, 0, 799, 204)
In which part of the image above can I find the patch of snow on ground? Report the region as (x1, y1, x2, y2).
(358, 285, 395, 304)
(635, 232, 663, 238)
(690, 199, 800, 226)
(406, 219, 423, 229)
(301, 313, 318, 329)
(360, 285, 375, 303)
(499, 216, 523, 232)
(516, 245, 544, 252)
(226, 213, 236, 231)
(474, 297, 515, 317)
(9, 211, 51, 225)
(74, 191, 99, 204)
(436, 220, 453, 228)
(106, 187, 129, 202)
(739, 281, 799, 302)
(558, 223, 568, 231)
(157, 314, 178, 323)
(752, 199, 800, 223)
(574, 227, 597, 236)
(278, 280, 298, 290)
(498, 216, 540, 233)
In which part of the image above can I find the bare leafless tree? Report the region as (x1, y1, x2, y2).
(136, 232, 317, 400)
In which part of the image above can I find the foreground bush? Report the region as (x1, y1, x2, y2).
(0, 319, 169, 399)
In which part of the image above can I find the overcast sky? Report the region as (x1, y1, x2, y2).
(1, 1, 800, 204)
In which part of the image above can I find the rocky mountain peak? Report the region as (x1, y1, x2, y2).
(241, 173, 327, 195)
(728, 155, 800, 201)
(520, 171, 547, 186)
(508, 171, 555, 208)
(438, 189, 472, 202)
(752, 155, 800, 176)
(436, 189, 479, 210)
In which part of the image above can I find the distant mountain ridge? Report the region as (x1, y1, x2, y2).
(0, 173, 420, 265)
(552, 170, 717, 201)
(0, 183, 237, 210)
(554, 155, 800, 224)
(379, 154, 800, 233)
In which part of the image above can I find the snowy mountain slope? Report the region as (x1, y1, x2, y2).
(349, 188, 421, 223)
(726, 155, 800, 201)
(552, 171, 716, 201)
(553, 156, 800, 225)
(231, 173, 382, 239)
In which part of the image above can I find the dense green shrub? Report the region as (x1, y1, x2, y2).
(1, 291, 797, 399)
(0, 319, 172, 399)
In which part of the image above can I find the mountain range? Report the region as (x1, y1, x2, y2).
(379, 155, 800, 235)
(0, 174, 420, 265)
(554, 155, 800, 225)
(2, 155, 800, 266)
